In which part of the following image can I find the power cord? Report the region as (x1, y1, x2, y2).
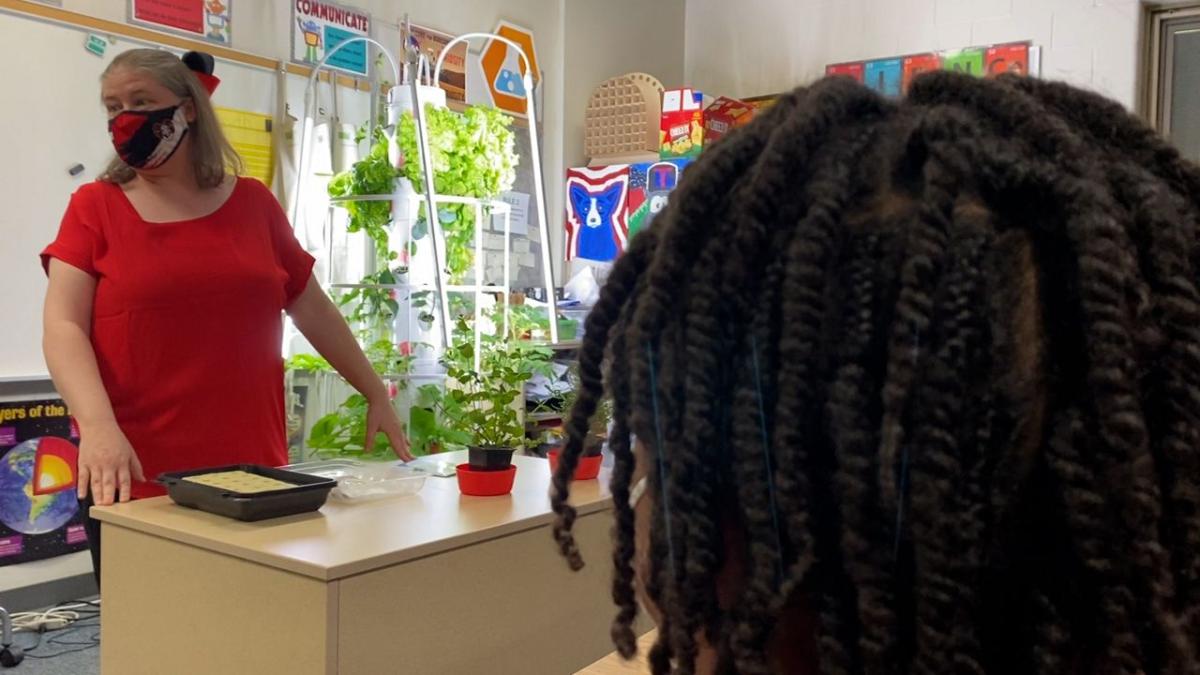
(11, 600, 99, 633)
(4, 599, 101, 667)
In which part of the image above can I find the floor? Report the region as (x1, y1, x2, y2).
(6, 601, 99, 675)
(576, 630, 655, 674)
(6, 603, 643, 675)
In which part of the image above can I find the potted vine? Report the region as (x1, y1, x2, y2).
(547, 435, 604, 481)
(541, 365, 609, 480)
(414, 318, 552, 494)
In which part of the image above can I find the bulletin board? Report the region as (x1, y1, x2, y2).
(0, 3, 372, 379)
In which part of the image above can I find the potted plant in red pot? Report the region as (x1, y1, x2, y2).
(548, 434, 604, 480)
(422, 324, 552, 495)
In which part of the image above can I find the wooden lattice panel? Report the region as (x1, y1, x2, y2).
(584, 72, 664, 162)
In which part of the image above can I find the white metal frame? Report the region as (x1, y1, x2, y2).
(292, 30, 559, 378)
(1144, 4, 1200, 131)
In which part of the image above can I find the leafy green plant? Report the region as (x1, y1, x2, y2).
(411, 316, 553, 451)
(285, 353, 333, 372)
(306, 393, 397, 460)
(327, 125, 398, 264)
(297, 103, 524, 460)
(396, 104, 517, 281)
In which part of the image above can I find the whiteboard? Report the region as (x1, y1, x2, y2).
(0, 10, 370, 378)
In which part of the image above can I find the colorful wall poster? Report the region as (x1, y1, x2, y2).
(942, 48, 986, 77)
(826, 61, 865, 83)
(565, 165, 630, 262)
(628, 159, 691, 239)
(408, 24, 467, 103)
(864, 58, 903, 98)
(902, 53, 942, 92)
(292, 0, 371, 77)
(985, 42, 1030, 76)
(0, 400, 88, 567)
(129, 0, 231, 44)
(481, 21, 540, 117)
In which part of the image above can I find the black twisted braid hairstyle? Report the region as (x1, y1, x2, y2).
(549, 72, 1200, 675)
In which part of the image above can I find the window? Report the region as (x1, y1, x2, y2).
(1146, 4, 1200, 161)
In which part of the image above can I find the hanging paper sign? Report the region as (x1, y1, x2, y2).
(409, 24, 467, 103)
(292, 0, 371, 77)
(825, 61, 865, 83)
(942, 48, 986, 77)
(864, 58, 903, 98)
(129, 0, 231, 44)
(902, 53, 942, 92)
(985, 42, 1030, 77)
(481, 21, 540, 117)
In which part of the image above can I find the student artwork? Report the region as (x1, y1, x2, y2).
(864, 58, 903, 98)
(902, 53, 942, 92)
(565, 165, 630, 262)
(942, 48, 986, 77)
(628, 159, 691, 239)
(825, 61, 865, 83)
(986, 43, 1030, 76)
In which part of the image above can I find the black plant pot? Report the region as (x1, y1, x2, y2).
(468, 446, 516, 472)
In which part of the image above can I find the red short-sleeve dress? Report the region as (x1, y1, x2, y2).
(41, 178, 315, 499)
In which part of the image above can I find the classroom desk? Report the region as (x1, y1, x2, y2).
(91, 453, 624, 675)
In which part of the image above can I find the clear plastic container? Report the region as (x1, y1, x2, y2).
(283, 459, 429, 501)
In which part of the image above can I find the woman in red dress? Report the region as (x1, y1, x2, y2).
(41, 49, 410, 579)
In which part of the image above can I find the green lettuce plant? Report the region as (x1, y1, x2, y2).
(297, 104, 525, 460)
(395, 104, 517, 282)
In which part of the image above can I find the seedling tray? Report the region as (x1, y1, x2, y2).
(158, 464, 335, 522)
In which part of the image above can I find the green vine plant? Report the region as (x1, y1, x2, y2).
(294, 102, 526, 461)
(410, 316, 554, 455)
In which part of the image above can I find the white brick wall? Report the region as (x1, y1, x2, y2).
(684, 0, 1143, 109)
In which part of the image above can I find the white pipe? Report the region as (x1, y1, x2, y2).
(522, 70, 558, 343)
(433, 34, 559, 343)
(408, 71, 455, 350)
(290, 37, 401, 228)
(502, 205, 511, 340)
(433, 33, 531, 90)
(474, 201, 484, 373)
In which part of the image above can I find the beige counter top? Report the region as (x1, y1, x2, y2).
(91, 453, 610, 581)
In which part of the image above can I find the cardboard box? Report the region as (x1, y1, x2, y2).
(659, 88, 705, 159)
(703, 96, 755, 144)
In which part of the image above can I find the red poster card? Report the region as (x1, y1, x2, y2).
(826, 62, 865, 83)
(133, 0, 205, 34)
(902, 53, 942, 92)
(985, 43, 1030, 77)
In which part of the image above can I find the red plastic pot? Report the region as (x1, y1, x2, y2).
(548, 450, 603, 481)
(456, 463, 517, 496)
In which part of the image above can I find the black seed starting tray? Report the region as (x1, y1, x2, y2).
(158, 464, 336, 522)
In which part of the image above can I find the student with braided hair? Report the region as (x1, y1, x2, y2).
(550, 72, 1200, 674)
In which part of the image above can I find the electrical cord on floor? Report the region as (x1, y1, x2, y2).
(10, 599, 101, 661)
(11, 600, 98, 633)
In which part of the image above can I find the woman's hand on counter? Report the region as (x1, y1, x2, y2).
(78, 420, 145, 505)
(365, 393, 414, 462)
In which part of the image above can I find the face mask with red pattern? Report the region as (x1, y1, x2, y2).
(108, 105, 189, 170)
